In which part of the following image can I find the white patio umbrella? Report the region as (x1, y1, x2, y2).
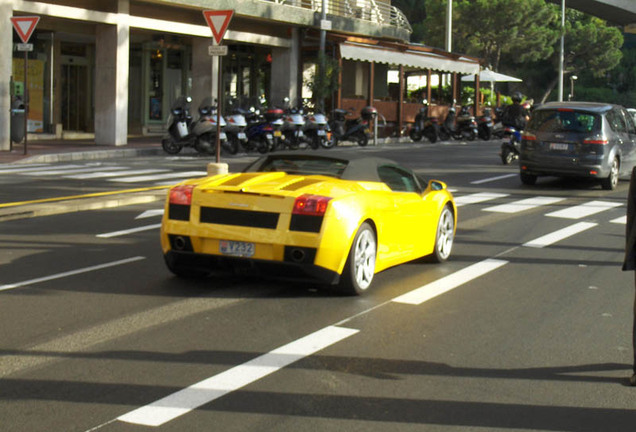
(461, 68, 522, 82)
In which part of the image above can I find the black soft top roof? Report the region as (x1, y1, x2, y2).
(243, 151, 405, 182)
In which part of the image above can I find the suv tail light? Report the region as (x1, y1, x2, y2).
(293, 194, 332, 216)
(583, 137, 609, 145)
(169, 185, 194, 205)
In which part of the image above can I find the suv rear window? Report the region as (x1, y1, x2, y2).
(528, 109, 600, 134)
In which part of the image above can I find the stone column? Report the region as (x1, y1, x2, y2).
(95, 0, 129, 146)
(0, 0, 13, 150)
(270, 28, 299, 106)
(191, 37, 214, 112)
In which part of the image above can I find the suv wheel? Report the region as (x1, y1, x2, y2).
(601, 157, 619, 190)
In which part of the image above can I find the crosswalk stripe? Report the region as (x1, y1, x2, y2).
(26, 166, 129, 176)
(0, 164, 51, 173)
(454, 192, 509, 207)
(110, 171, 207, 183)
(0, 164, 81, 174)
(484, 196, 565, 214)
(523, 222, 597, 248)
(546, 200, 622, 219)
(66, 169, 170, 179)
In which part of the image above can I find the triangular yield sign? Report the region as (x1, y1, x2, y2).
(11, 16, 40, 44)
(202, 10, 234, 45)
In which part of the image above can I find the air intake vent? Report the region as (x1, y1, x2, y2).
(200, 207, 279, 229)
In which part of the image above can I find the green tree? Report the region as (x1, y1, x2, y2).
(421, 0, 558, 70)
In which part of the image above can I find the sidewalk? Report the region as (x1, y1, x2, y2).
(0, 136, 163, 165)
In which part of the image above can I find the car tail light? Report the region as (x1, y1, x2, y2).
(170, 185, 194, 205)
(522, 133, 537, 141)
(583, 137, 609, 145)
(293, 194, 332, 216)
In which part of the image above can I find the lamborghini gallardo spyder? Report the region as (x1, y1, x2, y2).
(160, 152, 456, 295)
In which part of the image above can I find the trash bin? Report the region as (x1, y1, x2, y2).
(11, 100, 26, 143)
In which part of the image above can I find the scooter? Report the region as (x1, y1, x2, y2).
(244, 108, 277, 154)
(161, 96, 227, 155)
(477, 107, 494, 141)
(500, 126, 522, 164)
(224, 102, 249, 155)
(280, 99, 306, 150)
(303, 109, 331, 149)
(329, 106, 375, 147)
(439, 106, 478, 141)
(409, 100, 438, 143)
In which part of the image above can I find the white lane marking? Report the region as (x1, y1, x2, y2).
(454, 192, 509, 207)
(26, 166, 128, 176)
(0, 164, 79, 174)
(110, 171, 207, 183)
(546, 200, 622, 219)
(67, 169, 169, 179)
(484, 196, 565, 214)
(0, 256, 146, 292)
(470, 173, 517, 184)
(136, 209, 165, 219)
(392, 259, 508, 305)
(118, 325, 359, 427)
(0, 164, 51, 173)
(97, 224, 162, 238)
(523, 222, 597, 248)
(611, 216, 626, 224)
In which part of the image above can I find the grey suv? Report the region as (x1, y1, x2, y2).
(519, 101, 636, 190)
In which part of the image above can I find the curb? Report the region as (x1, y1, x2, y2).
(13, 147, 164, 165)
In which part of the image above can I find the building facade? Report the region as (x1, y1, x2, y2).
(3, 0, 478, 150)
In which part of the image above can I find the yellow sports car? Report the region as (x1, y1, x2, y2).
(161, 152, 456, 295)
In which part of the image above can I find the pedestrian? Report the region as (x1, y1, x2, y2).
(622, 166, 636, 385)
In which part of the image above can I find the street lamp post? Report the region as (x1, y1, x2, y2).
(569, 75, 577, 101)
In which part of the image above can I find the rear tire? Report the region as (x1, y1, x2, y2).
(355, 132, 369, 147)
(520, 172, 537, 185)
(601, 157, 619, 190)
(501, 147, 514, 165)
(409, 128, 422, 142)
(338, 222, 376, 295)
(423, 126, 438, 143)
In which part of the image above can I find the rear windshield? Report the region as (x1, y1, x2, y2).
(528, 109, 601, 134)
(244, 156, 348, 178)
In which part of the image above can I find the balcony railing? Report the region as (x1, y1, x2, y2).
(264, 0, 412, 33)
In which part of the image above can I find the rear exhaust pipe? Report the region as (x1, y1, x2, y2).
(290, 248, 306, 263)
(173, 236, 187, 251)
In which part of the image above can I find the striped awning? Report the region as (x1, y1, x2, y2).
(339, 43, 480, 75)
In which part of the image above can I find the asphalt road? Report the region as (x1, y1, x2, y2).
(1, 140, 635, 431)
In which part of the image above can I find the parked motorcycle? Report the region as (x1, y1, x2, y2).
(409, 100, 438, 143)
(477, 107, 494, 141)
(439, 105, 478, 141)
(500, 126, 522, 164)
(161, 96, 227, 155)
(224, 101, 249, 155)
(303, 109, 331, 149)
(280, 99, 306, 150)
(244, 108, 278, 154)
(329, 106, 376, 147)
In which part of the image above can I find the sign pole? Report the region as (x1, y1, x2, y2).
(216, 55, 222, 163)
(23, 50, 29, 155)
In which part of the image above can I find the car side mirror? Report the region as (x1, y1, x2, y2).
(428, 180, 446, 191)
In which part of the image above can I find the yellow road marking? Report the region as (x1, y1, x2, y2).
(0, 186, 168, 209)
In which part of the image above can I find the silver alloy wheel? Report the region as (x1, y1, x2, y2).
(435, 206, 454, 261)
(610, 158, 619, 188)
(353, 228, 376, 291)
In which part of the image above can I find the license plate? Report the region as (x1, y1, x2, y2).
(238, 132, 247, 140)
(549, 142, 570, 151)
(317, 130, 326, 136)
(274, 130, 282, 137)
(219, 240, 254, 257)
(219, 132, 227, 140)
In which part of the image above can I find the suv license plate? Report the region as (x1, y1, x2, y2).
(219, 240, 255, 257)
(550, 142, 570, 151)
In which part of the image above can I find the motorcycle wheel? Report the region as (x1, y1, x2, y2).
(438, 129, 451, 141)
(223, 136, 240, 155)
(319, 135, 335, 149)
(257, 138, 269, 154)
(409, 129, 423, 142)
(479, 126, 492, 141)
(423, 126, 437, 143)
(355, 133, 369, 147)
(501, 147, 515, 165)
(195, 133, 215, 154)
(162, 138, 182, 155)
(467, 129, 477, 141)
